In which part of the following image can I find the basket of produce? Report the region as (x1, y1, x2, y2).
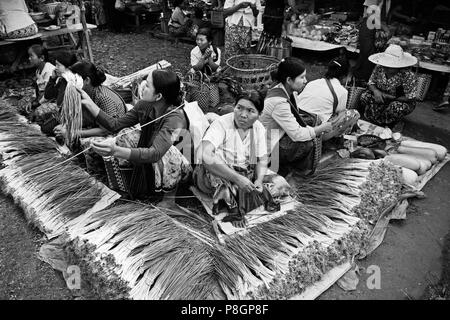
(225, 55, 279, 90)
(357, 134, 387, 149)
(39, 2, 61, 17)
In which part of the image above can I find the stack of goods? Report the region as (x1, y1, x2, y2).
(105, 60, 171, 103)
(0, 110, 119, 238)
(61, 195, 370, 299)
(385, 140, 448, 186)
(389, 34, 450, 66)
(62, 159, 401, 300)
(286, 12, 359, 48)
(323, 22, 359, 47)
(346, 130, 448, 188)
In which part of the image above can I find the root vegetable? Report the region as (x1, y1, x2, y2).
(415, 157, 432, 171)
(385, 154, 421, 172)
(400, 141, 447, 161)
(401, 168, 418, 185)
(373, 149, 387, 159)
(397, 146, 438, 164)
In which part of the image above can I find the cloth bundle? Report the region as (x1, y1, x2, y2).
(0, 0, 37, 39)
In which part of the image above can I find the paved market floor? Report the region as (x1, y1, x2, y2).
(1, 28, 450, 300)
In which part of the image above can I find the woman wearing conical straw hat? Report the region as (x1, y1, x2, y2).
(359, 44, 418, 127)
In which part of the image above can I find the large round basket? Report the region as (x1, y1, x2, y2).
(225, 54, 279, 90)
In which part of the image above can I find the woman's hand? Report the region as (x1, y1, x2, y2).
(239, 2, 251, 9)
(317, 122, 332, 136)
(234, 175, 256, 193)
(91, 138, 117, 157)
(254, 179, 264, 193)
(54, 124, 66, 138)
(78, 89, 95, 107)
(373, 89, 385, 103)
(382, 92, 396, 101)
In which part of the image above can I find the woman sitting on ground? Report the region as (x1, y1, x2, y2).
(194, 90, 290, 227)
(32, 51, 80, 134)
(190, 28, 221, 76)
(359, 44, 418, 128)
(297, 57, 360, 140)
(168, 0, 192, 37)
(54, 61, 128, 139)
(80, 69, 191, 206)
(27, 44, 55, 110)
(259, 57, 332, 177)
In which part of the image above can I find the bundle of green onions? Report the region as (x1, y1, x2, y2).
(64, 203, 222, 300)
(292, 159, 402, 223)
(0, 152, 115, 237)
(60, 199, 369, 300)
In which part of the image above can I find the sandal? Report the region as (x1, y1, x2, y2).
(433, 102, 450, 112)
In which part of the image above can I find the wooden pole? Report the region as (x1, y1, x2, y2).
(79, 0, 94, 62)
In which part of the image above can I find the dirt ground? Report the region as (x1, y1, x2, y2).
(0, 27, 449, 300)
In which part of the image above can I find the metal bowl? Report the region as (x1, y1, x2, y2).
(30, 12, 46, 21)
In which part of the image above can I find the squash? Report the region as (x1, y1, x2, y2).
(385, 154, 421, 172)
(397, 146, 438, 164)
(401, 167, 418, 185)
(400, 140, 447, 161)
(415, 156, 432, 171)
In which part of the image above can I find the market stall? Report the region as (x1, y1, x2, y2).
(0, 61, 448, 299)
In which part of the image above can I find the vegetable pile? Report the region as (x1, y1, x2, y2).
(0, 110, 118, 237)
(0, 106, 415, 300)
(386, 140, 448, 186)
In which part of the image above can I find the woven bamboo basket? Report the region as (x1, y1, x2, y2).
(416, 73, 432, 101)
(39, 2, 61, 16)
(103, 156, 132, 194)
(225, 54, 279, 90)
(114, 87, 133, 104)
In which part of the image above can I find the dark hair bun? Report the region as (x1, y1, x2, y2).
(94, 66, 106, 86)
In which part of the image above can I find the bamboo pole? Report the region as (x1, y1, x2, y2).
(79, 0, 94, 62)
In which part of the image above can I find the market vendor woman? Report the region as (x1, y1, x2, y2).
(80, 69, 192, 205)
(194, 90, 290, 225)
(260, 57, 332, 176)
(359, 44, 418, 127)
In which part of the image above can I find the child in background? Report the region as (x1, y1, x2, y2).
(190, 28, 221, 75)
(28, 44, 55, 108)
(44, 51, 81, 105)
(32, 51, 80, 135)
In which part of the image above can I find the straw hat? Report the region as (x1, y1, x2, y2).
(368, 44, 418, 68)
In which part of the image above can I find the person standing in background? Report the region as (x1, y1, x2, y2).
(223, 0, 260, 60)
(353, 0, 390, 83)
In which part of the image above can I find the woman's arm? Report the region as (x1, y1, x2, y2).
(224, 1, 250, 17)
(192, 56, 207, 71)
(79, 127, 110, 138)
(202, 140, 257, 192)
(254, 155, 268, 189)
(270, 101, 331, 141)
(44, 75, 61, 101)
(81, 89, 139, 133)
(206, 56, 220, 72)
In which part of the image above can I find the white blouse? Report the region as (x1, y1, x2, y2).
(224, 0, 261, 28)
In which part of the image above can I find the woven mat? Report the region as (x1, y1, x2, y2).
(190, 186, 296, 240)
